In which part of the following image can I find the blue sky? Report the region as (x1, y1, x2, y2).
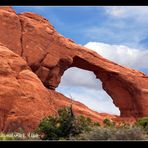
(13, 6, 148, 48)
(13, 6, 148, 115)
(13, 6, 106, 45)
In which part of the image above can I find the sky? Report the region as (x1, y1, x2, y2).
(13, 6, 148, 115)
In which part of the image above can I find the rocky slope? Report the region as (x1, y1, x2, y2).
(0, 6, 148, 132)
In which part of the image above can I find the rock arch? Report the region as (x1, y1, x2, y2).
(0, 7, 148, 119)
(56, 67, 121, 115)
(44, 55, 146, 118)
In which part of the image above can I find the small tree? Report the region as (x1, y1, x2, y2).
(36, 106, 97, 140)
(57, 106, 75, 138)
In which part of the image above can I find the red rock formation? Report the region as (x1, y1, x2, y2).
(0, 7, 22, 55)
(0, 43, 55, 132)
(0, 43, 115, 132)
(0, 6, 148, 132)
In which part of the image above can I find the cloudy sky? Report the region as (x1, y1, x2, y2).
(13, 6, 148, 115)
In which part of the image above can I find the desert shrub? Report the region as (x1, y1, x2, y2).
(74, 127, 115, 140)
(57, 107, 75, 138)
(71, 115, 100, 135)
(37, 106, 99, 140)
(136, 118, 148, 128)
(36, 116, 59, 140)
(144, 124, 148, 135)
(114, 126, 145, 140)
(103, 118, 110, 125)
(74, 126, 145, 140)
(103, 118, 115, 127)
(118, 122, 131, 128)
(93, 122, 100, 127)
(135, 118, 148, 135)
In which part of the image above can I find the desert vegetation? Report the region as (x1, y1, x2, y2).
(0, 107, 148, 141)
(36, 106, 99, 140)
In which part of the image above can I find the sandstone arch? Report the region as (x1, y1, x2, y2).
(0, 7, 148, 120)
(56, 67, 121, 115)
(46, 55, 147, 118)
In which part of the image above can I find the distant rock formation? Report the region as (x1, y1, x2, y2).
(0, 6, 148, 132)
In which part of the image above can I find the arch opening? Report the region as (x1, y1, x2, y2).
(56, 67, 120, 116)
(36, 55, 141, 118)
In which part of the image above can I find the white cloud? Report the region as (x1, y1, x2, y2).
(85, 42, 148, 70)
(82, 6, 148, 49)
(59, 67, 102, 90)
(57, 67, 120, 115)
(62, 88, 120, 115)
(104, 6, 148, 22)
(57, 86, 120, 115)
(105, 6, 125, 18)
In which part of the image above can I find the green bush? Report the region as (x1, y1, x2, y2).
(93, 122, 100, 127)
(37, 116, 59, 140)
(72, 115, 90, 134)
(136, 118, 148, 128)
(57, 107, 75, 138)
(36, 106, 74, 140)
(135, 117, 148, 135)
(103, 118, 115, 127)
(36, 106, 98, 140)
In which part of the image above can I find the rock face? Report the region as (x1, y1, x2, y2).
(0, 43, 114, 132)
(0, 43, 55, 132)
(0, 7, 148, 132)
